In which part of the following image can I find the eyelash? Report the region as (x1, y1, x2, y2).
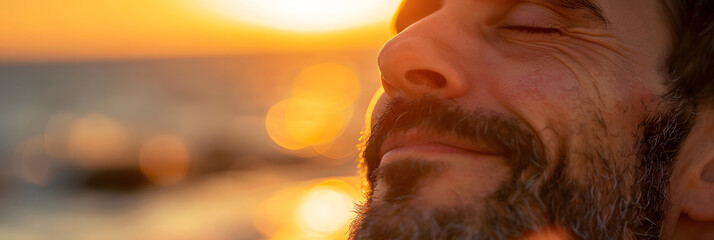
(501, 26, 562, 36)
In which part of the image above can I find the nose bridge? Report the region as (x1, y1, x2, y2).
(378, 10, 474, 99)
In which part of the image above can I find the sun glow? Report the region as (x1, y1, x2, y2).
(253, 178, 362, 239)
(265, 62, 360, 155)
(296, 187, 354, 234)
(195, 0, 402, 32)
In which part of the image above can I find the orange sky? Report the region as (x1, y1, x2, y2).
(0, 0, 399, 63)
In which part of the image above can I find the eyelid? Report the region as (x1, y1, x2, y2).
(499, 3, 567, 30)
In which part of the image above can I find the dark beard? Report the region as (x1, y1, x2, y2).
(349, 97, 692, 240)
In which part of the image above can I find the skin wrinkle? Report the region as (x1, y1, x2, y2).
(486, 44, 582, 167)
(562, 34, 633, 77)
(501, 38, 605, 107)
(512, 43, 618, 159)
(531, 42, 644, 148)
(502, 27, 638, 100)
(533, 41, 612, 104)
(566, 27, 631, 53)
(560, 37, 652, 111)
(565, 28, 634, 55)
(549, 41, 608, 89)
(478, 51, 557, 137)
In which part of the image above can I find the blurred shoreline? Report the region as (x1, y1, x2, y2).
(0, 51, 380, 239)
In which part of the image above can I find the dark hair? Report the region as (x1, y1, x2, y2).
(662, 0, 714, 106)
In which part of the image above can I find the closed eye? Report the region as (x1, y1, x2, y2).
(500, 26, 562, 36)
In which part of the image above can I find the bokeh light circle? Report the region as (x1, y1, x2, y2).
(266, 98, 347, 150)
(296, 187, 354, 234)
(67, 114, 128, 169)
(265, 62, 360, 154)
(14, 136, 53, 185)
(139, 135, 190, 185)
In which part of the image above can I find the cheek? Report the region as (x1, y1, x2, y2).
(495, 55, 586, 125)
(492, 33, 658, 117)
(491, 51, 656, 164)
(503, 68, 577, 109)
(496, 46, 656, 129)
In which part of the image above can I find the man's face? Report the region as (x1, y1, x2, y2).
(351, 0, 682, 239)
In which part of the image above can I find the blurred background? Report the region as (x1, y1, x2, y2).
(0, 0, 399, 239)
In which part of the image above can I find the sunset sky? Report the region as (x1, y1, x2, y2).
(0, 0, 401, 62)
(0, 1, 398, 238)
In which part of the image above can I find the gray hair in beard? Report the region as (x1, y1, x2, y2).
(349, 97, 693, 240)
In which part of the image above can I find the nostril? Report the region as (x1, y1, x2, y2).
(405, 69, 447, 88)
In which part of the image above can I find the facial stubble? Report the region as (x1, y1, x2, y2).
(350, 97, 692, 240)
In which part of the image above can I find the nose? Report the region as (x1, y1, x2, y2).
(378, 17, 470, 99)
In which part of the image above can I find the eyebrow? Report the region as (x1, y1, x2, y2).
(542, 0, 609, 25)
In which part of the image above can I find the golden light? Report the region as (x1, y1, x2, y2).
(296, 186, 354, 234)
(139, 135, 190, 185)
(283, 100, 348, 146)
(364, 87, 385, 131)
(67, 114, 128, 169)
(266, 99, 350, 149)
(292, 63, 361, 108)
(265, 101, 310, 151)
(253, 178, 362, 239)
(265, 62, 361, 154)
(253, 185, 304, 238)
(1, 0, 397, 62)
(196, 0, 403, 32)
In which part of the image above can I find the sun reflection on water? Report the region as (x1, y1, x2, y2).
(297, 186, 354, 234)
(254, 178, 363, 240)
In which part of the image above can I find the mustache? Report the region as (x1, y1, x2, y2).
(361, 96, 547, 188)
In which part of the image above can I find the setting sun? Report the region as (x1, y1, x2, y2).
(1, 0, 398, 62)
(195, 0, 402, 32)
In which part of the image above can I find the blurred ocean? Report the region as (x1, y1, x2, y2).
(0, 51, 380, 239)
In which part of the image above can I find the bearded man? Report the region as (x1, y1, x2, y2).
(349, 0, 714, 239)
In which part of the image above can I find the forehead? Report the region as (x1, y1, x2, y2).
(393, 0, 671, 70)
(394, 0, 668, 33)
